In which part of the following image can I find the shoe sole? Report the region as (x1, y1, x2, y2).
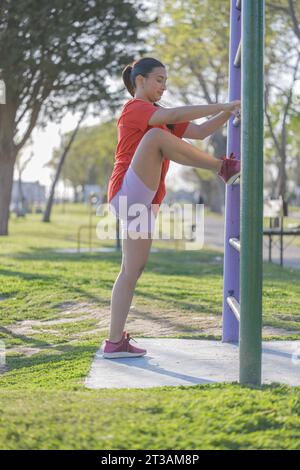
(226, 171, 240, 185)
(102, 351, 147, 359)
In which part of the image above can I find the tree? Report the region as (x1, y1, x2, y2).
(287, 110, 300, 203)
(266, 0, 300, 43)
(147, 0, 232, 213)
(264, 54, 300, 199)
(47, 118, 118, 202)
(264, 0, 300, 201)
(43, 106, 87, 222)
(146, 0, 300, 210)
(14, 140, 34, 216)
(0, 0, 154, 235)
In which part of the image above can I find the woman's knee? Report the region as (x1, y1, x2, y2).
(145, 128, 165, 144)
(132, 128, 164, 165)
(121, 263, 146, 284)
(143, 128, 165, 157)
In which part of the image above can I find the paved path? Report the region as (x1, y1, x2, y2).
(204, 215, 300, 269)
(86, 339, 300, 389)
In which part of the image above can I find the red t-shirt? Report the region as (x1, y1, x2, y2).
(107, 98, 189, 206)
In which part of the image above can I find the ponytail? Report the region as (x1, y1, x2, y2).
(122, 64, 135, 97)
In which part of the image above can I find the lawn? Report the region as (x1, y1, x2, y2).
(0, 203, 300, 450)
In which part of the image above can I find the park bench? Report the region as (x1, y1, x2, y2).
(263, 196, 300, 266)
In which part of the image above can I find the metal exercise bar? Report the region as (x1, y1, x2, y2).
(77, 224, 97, 253)
(233, 110, 241, 127)
(234, 41, 241, 68)
(229, 237, 241, 252)
(227, 296, 241, 321)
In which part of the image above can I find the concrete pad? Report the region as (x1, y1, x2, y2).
(85, 339, 300, 389)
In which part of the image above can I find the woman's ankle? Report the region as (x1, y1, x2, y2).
(108, 332, 125, 343)
(109, 338, 122, 344)
(214, 159, 223, 173)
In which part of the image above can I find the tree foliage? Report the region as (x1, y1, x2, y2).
(49, 119, 117, 193)
(147, 0, 300, 202)
(0, 0, 154, 234)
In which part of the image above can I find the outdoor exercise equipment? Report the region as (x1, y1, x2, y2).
(222, 0, 264, 386)
(77, 192, 98, 252)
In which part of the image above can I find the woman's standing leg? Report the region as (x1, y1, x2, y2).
(108, 234, 153, 343)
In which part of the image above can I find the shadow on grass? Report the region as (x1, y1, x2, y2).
(2, 246, 300, 337)
(9, 244, 222, 261)
(0, 269, 111, 308)
(3, 342, 99, 375)
(5, 246, 122, 264)
(2, 246, 226, 280)
(263, 261, 300, 279)
(0, 326, 56, 349)
(0, 267, 59, 283)
(3, 248, 298, 310)
(133, 288, 222, 316)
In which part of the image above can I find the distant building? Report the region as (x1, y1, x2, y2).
(10, 181, 46, 212)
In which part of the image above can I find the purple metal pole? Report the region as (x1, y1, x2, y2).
(222, 0, 241, 343)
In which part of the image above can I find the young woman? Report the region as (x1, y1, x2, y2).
(102, 57, 240, 359)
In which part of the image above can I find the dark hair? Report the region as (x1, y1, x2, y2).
(122, 57, 174, 131)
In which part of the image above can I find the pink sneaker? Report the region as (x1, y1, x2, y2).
(102, 331, 147, 359)
(217, 152, 240, 185)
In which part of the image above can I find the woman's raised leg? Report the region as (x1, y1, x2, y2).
(131, 128, 223, 191)
(108, 235, 153, 343)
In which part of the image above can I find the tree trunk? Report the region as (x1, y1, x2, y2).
(276, 150, 287, 201)
(43, 107, 87, 222)
(73, 185, 79, 203)
(0, 150, 17, 236)
(81, 184, 85, 203)
(17, 170, 26, 216)
(279, 153, 287, 201)
(0, 101, 18, 236)
(296, 154, 300, 187)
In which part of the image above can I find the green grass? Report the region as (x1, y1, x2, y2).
(0, 203, 300, 450)
(1, 385, 300, 450)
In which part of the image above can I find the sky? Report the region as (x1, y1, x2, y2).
(18, 112, 101, 196)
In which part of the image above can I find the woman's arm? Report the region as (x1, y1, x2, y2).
(183, 110, 232, 140)
(148, 101, 240, 126)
